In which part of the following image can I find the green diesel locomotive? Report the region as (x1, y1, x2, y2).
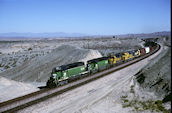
(47, 62, 88, 87)
(47, 57, 110, 87)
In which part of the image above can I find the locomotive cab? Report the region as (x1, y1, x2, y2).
(51, 67, 62, 80)
(47, 67, 62, 88)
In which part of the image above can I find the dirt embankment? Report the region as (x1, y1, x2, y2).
(0, 76, 39, 102)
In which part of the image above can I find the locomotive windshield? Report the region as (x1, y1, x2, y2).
(52, 67, 61, 72)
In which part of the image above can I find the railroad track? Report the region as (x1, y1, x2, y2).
(0, 44, 160, 113)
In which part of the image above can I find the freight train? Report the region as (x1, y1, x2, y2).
(47, 44, 157, 88)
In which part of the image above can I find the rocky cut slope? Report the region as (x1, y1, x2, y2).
(118, 44, 171, 113)
(1, 45, 102, 82)
(134, 44, 171, 104)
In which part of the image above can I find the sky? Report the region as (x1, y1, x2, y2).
(0, 0, 171, 35)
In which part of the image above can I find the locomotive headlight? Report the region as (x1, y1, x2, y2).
(52, 74, 57, 79)
(81, 67, 85, 71)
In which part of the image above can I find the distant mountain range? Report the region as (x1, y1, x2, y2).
(0, 31, 170, 39)
(0, 32, 88, 38)
(115, 31, 171, 39)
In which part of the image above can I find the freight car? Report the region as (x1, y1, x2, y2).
(139, 47, 150, 56)
(47, 44, 156, 88)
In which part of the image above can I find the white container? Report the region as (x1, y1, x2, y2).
(145, 47, 150, 53)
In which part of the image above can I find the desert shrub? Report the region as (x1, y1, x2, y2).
(28, 48, 32, 51)
(12, 60, 17, 67)
(121, 98, 171, 112)
(136, 73, 145, 84)
(5, 65, 10, 69)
